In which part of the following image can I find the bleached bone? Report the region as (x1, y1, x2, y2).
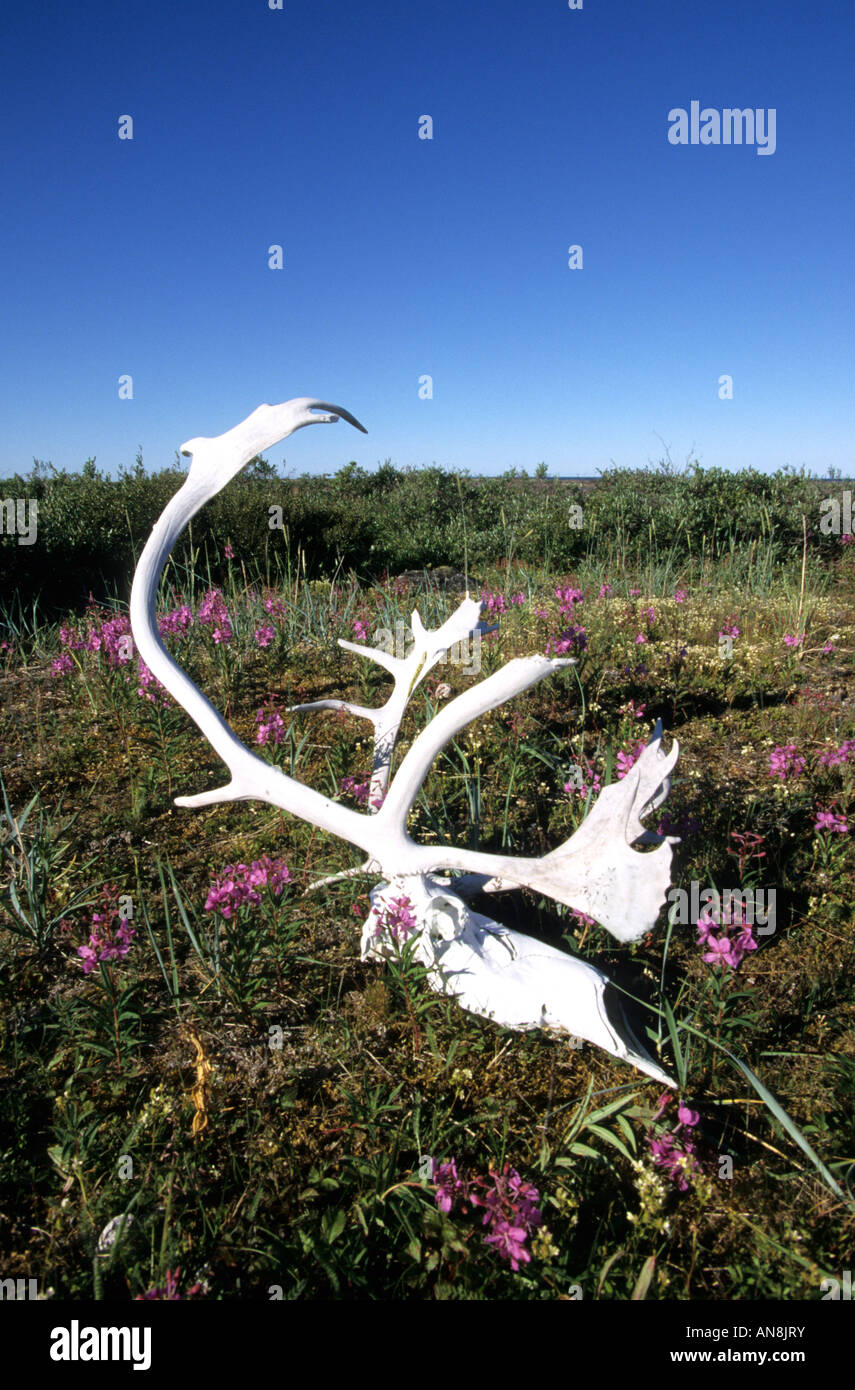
(129, 397, 680, 1084)
(365, 876, 674, 1088)
(289, 598, 485, 807)
(291, 601, 489, 893)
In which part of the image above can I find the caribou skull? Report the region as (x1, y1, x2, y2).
(129, 397, 679, 1087)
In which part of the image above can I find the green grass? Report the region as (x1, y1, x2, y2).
(0, 513, 853, 1300)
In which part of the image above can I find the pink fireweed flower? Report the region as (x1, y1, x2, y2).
(599, 582, 613, 598)
(198, 589, 233, 644)
(59, 625, 84, 650)
(372, 894, 418, 943)
(432, 1159, 465, 1214)
(547, 624, 587, 656)
(555, 585, 584, 613)
(136, 658, 170, 706)
(204, 857, 291, 919)
(565, 759, 602, 800)
(768, 744, 806, 781)
(818, 739, 855, 768)
(431, 1158, 542, 1270)
(815, 810, 849, 833)
(634, 632, 648, 645)
(255, 706, 285, 746)
(102, 615, 132, 665)
(340, 774, 371, 806)
(484, 1221, 532, 1271)
(158, 604, 193, 637)
(616, 740, 645, 780)
(511, 592, 526, 606)
(351, 618, 369, 640)
(719, 623, 740, 640)
(696, 906, 757, 970)
(783, 632, 805, 648)
(77, 891, 136, 974)
(480, 590, 508, 615)
(629, 587, 642, 598)
(73, 611, 134, 667)
(648, 1132, 699, 1192)
(653, 1091, 671, 1121)
(674, 589, 687, 604)
(647, 1094, 702, 1191)
(52, 652, 73, 676)
(471, 1164, 542, 1269)
(224, 541, 235, 560)
(263, 593, 286, 619)
(254, 625, 275, 648)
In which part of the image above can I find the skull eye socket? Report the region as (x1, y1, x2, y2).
(428, 895, 467, 940)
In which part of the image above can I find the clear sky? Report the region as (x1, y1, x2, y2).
(1, 0, 853, 478)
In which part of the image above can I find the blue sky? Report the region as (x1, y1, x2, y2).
(1, 0, 853, 478)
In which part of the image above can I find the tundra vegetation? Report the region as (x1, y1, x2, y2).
(0, 457, 853, 1300)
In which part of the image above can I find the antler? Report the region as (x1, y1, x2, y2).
(288, 597, 486, 808)
(130, 399, 677, 943)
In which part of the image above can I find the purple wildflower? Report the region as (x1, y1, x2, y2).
(433, 1159, 464, 1214)
(768, 744, 806, 781)
(255, 704, 285, 746)
(158, 604, 193, 637)
(77, 890, 136, 974)
(647, 1095, 702, 1191)
(819, 739, 855, 768)
(547, 624, 587, 656)
(340, 774, 371, 806)
(616, 740, 645, 780)
(555, 585, 584, 614)
(695, 906, 757, 971)
(198, 589, 233, 645)
(204, 857, 291, 918)
(372, 894, 418, 943)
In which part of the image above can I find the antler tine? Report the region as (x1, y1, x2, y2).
(289, 596, 485, 809)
